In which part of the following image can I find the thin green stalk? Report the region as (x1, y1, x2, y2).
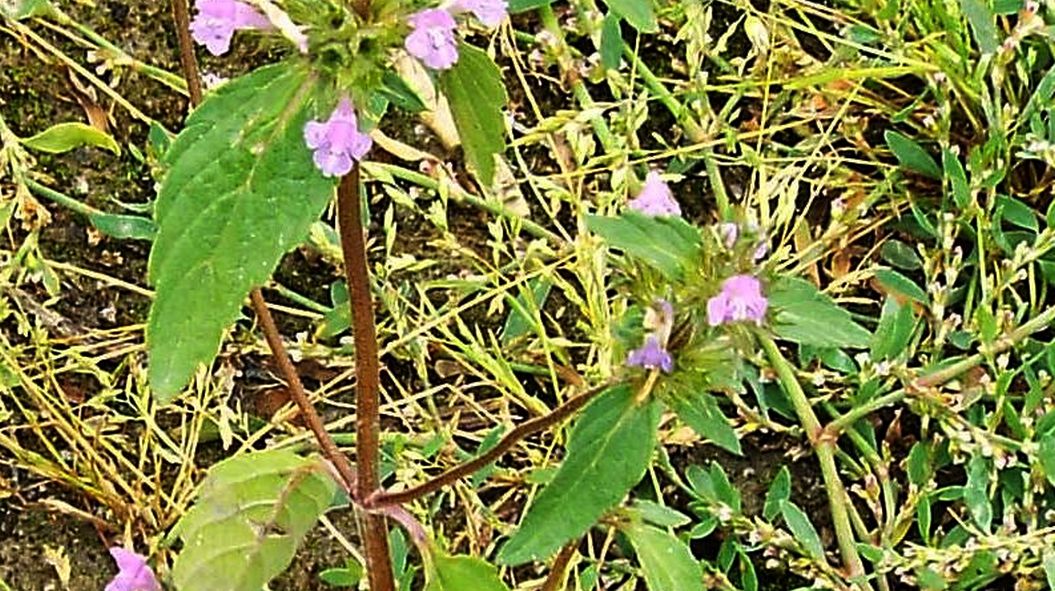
(44, 9, 189, 94)
(759, 334, 870, 589)
(621, 49, 731, 218)
(364, 162, 562, 244)
(829, 303, 1055, 434)
(537, 5, 618, 153)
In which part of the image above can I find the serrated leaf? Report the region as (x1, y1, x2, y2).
(147, 63, 335, 400)
(586, 212, 702, 280)
(885, 131, 940, 179)
(623, 523, 702, 591)
(171, 449, 338, 591)
(763, 466, 790, 521)
(768, 277, 871, 349)
(606, 0, 657, 32)
(438, 44, 507, 186)
(600, 13, 624, 70)
(961, 0, 1000, 53)
(669, 392, 741, 455)
(21, 122, 120, 155)
(780, 501, 825, 561)
(425, 553, 509, 591)
(499, 385, 660, 564)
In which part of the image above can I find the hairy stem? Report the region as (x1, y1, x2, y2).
(337, 168, 395, 591)
(759, 335, 870, 590)
(368, 381, 611, 507)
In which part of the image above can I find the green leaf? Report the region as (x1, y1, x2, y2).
(1043, 550, 1055, 590)
(879, 239, 922, 270)
(21, 122, 120, 155)
(0, 0, 55, 19)
(147, 63, 334, 400)
(438, 44, 507, 186)
(961, 0, 1000, 54)
(875, 268, 929, 304)
(170, 449, 338, 591)
(780, 501, 825, 561)
(425, 553, 509, 591)
(320, 560, 364, 587)
(763, 466, 790, 521)
(508, 0, 552, 12)
(885, 131, 941, 179)
(600, 13, 624, 70)
(622, 522, 702, 591)
(499, 385, 660, 564)
(89, 211, 157, 241)
(907, 441, 933, 486)
(870, 297, 915, 361)
(964, 455, 992, 532)
(380, 71, 427, 113)
(1039, 432, 1055, 486)
(632, 500, 691, 528)
(606, 0, 657, 32)
(502, 278, 551, 344)
(669, 392, 741, 455)
(943, 149, 971, 209)
(996, 195, 1038, 231)
(586, 212, 702, 280)
(768, 277, 871, 349)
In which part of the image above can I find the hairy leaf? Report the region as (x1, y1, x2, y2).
(438, 44, 507, 186)
(499, 385, 660, 564)
(586, 212, 702, 280)
(623, 522, 702, 591)
(170, 449, 338, 591)
(768, 277, 870, 349)
(147, 63, 335, 400)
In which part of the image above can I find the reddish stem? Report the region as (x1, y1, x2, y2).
(170, 0, 203, 106)
(368, 381, 611, 507)
(337, 168, 395, 591)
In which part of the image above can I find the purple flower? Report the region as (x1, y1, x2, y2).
(707, 275, 768, 326)
(628, 171, 681, 217)
(189, 0, 271, 56)
(304, 98, 373, 177)
(627, 335, 674, 373)
(105, 548, 160, 591)
(405, 9, 460, 70)
(451, 0, 508, 26)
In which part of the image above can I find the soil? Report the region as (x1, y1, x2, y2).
(0, 1, 848, 590)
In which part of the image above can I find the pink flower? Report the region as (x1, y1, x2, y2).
(189, 0, 271, 56)
(707, 275, 768, 326)
(627, 335, 674, 373)
(304, 98, 373, 177)
(451, 0, 508, 27)
(628, 171, 681, 217)
(105, 548, 160, 591)
(405, 9, 460, 70)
